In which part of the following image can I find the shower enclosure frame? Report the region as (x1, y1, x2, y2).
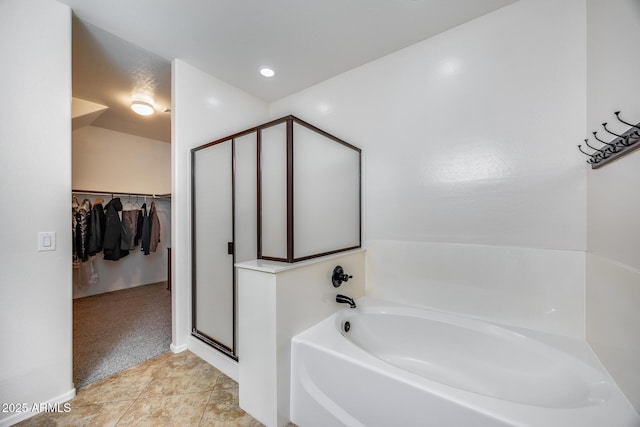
(191, 115, 361, 359)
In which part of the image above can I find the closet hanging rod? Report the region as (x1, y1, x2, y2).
(72, 189, 171, 199)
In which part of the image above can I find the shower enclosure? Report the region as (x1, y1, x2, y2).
(191, 115, 361, 359)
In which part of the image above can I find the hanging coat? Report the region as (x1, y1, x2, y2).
(120, 215, 132, 251)
(141, 203, 150, 255)
(122, 210, 139, 250)
(88, 198, 105, 256)
(72, 197, 79, 262)
(75, 199, 92, 262)
(103, 198, 130, 261)
(149, 201, 161, 253)
(134, 203, 145, 246)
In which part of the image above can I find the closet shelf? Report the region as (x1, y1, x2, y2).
(72, 189, 171, 199)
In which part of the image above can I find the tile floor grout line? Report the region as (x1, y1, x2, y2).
(196, 396, 209, 427)
(133, 389, 219, 400)
(74, 375, 156, 408)
(113, 399, 138, 427)
(134, 376, 159, 401)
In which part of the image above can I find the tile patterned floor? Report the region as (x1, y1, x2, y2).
(17, 351, 264, 427)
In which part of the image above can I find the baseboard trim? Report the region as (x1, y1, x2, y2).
(170, 342, 188, 353)
(0, 388, 75, 427)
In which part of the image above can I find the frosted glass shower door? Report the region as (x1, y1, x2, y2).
(293, 122, 360, 258)
(192, 140, 235, 355)
(257, 116, 361, 262)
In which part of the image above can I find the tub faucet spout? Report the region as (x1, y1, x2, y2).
(336, 294, 357, 309)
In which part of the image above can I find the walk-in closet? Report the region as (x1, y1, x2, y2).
(71, 17, 172, 388)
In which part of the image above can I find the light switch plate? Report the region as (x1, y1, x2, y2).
(38, 231, 56, 251)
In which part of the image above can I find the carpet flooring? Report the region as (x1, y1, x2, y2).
(73, 282, 171, 389)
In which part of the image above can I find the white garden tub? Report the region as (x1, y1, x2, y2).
(290, 297, 639, 427)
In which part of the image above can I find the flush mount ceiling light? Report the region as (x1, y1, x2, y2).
(259, 66, 276, 78)
(131, 100, 155, 116)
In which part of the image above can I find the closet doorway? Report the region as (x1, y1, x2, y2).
(71, 17, 173, 388)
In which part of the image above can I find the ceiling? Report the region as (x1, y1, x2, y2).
(64, 0, 517, 143)
(72, 18, 172, 142)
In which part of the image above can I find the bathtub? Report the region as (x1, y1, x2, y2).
(290, 297, 639, 427)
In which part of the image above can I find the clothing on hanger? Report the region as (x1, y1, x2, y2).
(134, 203, 145, 246)
(148, 201, 161, 253)
(75, 199, 92, 262)
(88, 197, 105, 256)
(141, 203, 150, 255)
(103, 198, 130, 261)
(122, 210, 139, 250)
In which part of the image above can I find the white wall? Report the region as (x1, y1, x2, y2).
(586, 0, 640, 413)
(366, 241, 585, 337)
(0, 0, 74, 425)
(72, 126, 171, 195)
(171, 60, 268, 371)
(271, 0, 587, 336)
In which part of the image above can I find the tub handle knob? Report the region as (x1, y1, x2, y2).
(332, 265, 353, 288)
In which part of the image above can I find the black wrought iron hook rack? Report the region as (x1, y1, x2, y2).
(577, 111, 640, 169)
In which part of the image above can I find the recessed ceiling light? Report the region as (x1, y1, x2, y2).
(259, 66, 276, 78)
(131, 100, 155, 116)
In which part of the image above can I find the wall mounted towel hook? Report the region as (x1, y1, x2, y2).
(577, 144, 591, 156)
(602, 122, 626, 138)
(614, 111, 640, 131)
(582, 111, 640, 169)
(577, 145, 598, 163)
(602, 122, 632, 147)
(591, 132, 618, 152)
(584, 139, 609, 157)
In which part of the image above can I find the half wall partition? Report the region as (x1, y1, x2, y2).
(191, 115, 361, 358)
